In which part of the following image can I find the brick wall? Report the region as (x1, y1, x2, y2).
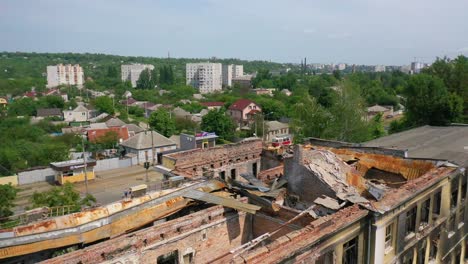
(257, 165, 283, 185)
(45, 204, 252, 264)
(165, 140, 263, 179)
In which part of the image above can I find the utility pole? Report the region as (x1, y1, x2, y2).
(81, 128, 89, 194)
(151, 129, 155, 165)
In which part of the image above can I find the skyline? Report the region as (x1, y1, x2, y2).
(1, 0, 468, 65)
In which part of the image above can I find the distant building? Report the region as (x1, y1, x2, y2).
(200, 102, 225, 111)
(63, 105, 91, 122)
(87, 127, 130, 143)
(374, 65, 386, 72)
(222, 64, 244, 87)
(231, 75, 253, 90)
(251, 88, 275, 96)
(367, 104, 394, 120)
(36, 108, 63, 119)
(121, 64, 155, 88)
(337, 63, 346, 71)
(186, 63, 223, 94)
(265, 121, 290, 142)
(281, 89, 292, 96)
(47, 64, 84, 88)
(120, 130, 177, 164)
(228, 99, 262, 127)
(410, 61, 429, 74)
(180, 132, 218, 150)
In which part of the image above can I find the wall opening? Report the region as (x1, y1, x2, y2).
(157, 250, 179, 264)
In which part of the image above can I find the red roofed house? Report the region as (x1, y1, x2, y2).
(87, 127, 130, 144)
(228, 99, 261, 127)
(200, 101, 225, 110)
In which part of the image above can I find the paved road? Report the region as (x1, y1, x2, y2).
(13, 165, 164, 213)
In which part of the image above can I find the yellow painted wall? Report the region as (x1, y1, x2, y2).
(0, 176, 18, 186)
(59, 172, 95, 184)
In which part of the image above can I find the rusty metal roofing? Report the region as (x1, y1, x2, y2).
(183, 189, 261, 214)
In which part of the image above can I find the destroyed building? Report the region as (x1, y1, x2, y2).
(0, 138, 466, 264)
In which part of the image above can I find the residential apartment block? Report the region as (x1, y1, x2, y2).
(121, 64, 155, 88)
(222, 64, 243, 87)
(46, 64, 84, 88)
(186, 63, 223, 94)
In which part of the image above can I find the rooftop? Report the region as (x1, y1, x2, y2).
(120, 130, 176, 150)
(364, 125, 468, 167)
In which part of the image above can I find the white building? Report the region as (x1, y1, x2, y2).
(337, 63, 346, 71)
(63, 105, 91, 122)
(46, 64, 84, 88)
(186, 63, 223, 94)
(374, 65, 386, 72)
(121, 64, 155, 88)
(222, 64, 244, 87)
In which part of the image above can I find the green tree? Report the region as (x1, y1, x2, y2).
(201, 109, 236, 141)
(148, 108, 175, 137)
(290, 94, 331, 142)
(106, 66, 119, 78)
(0, 183, 18, 218)
(7, 97, 36, 116)
(93, 96, 115, 115)
(368, 113, 386, 139)
(151, 68, 159, 87)
(29, 183, 96, 212)
(324, 81, 371, 142)
(405, 74, 462, 126)
(136, 68, 153, 89)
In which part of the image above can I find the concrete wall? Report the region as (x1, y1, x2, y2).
(0, 176, 18, 186)
(94, 158, 135, 172)
(17, 168, 55, 185)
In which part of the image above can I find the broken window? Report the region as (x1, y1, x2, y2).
(231, 168, 236, 179)
(316, 250, 334, 264)
(252, 162, 258, 177)
(420, 199, 431, 226)
(433, 191, 441, 218)
(157, 250, 179, 264)
(219, 171, 226, 180)
(429, 236, 438, 260)
(451, 177, 459, 209)
(385, 224, 393, 250)
(342, 236, 358, 264)
(402, 250, 414, 264)
(405, 207, 417, 236)
(183, 252, 193, 264)
(461, 177, 466, 203)
(417, 241, 427, 264)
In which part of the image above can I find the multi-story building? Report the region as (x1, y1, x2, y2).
(121, 64, 155, 88)
(222, 64, 244, 87)
(186, 63, 223, 94)
(46, 64, 84, 88)
(374, 65, 386, 72)
(337, 63, 346, 71)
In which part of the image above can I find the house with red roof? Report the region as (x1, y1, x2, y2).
(87, 126, 130, 143)
(227, 98, 261, 127)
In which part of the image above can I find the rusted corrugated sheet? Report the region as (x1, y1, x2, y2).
(183, 189, 261, 214)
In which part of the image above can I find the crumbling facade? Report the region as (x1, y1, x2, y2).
(161, 139, 263, 180)
(1, 139, 466, 264)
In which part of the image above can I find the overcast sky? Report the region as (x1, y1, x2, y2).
(1, 0, 467, 65)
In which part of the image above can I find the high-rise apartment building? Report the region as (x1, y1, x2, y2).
(222, 64, 244, 87)
(121, 64, 155, 88)
(186, 63, 223, 94)
(46, 64, 84, 88)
